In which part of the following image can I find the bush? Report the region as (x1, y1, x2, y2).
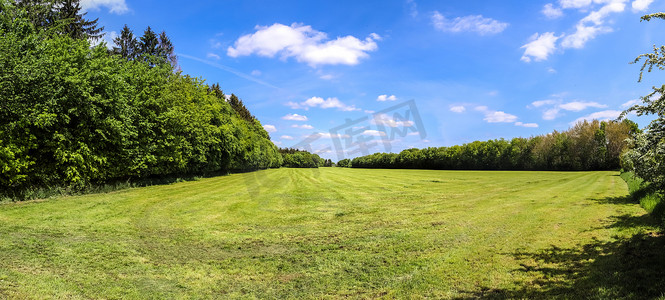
(620, 171, 664, 226)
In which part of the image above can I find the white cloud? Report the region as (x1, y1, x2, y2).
(621, 99, 640, 108)
(524, 0, 634, 61)
(251, 70, 262, 76)
(571, 110, 622, 125)
(432, 11, 508, 35)
(543, 3, 564, 19)
(515, 122, 539, 128)
(206, 53, 221, 60)
(550, 92, 569, 98)
(377, 94, 398, 101)
(632, 0, 654, 11)
(484, 111, 518, 123)
(263, 124, 277, 133)
(281, 135, 294, 140)
(561, 24, 609, 49)
(543, 108, 560, 120)
(547, 67, 558, 74)
(287, 96, 359, 111)
(282, 113, 308, 121)
(286, 102, 301, 109)
(521, 32, 561, 62)
(582, 2, 626, 25)
(559, 101, 607, 111)
(291, 124, 314, 129)
(561, 1, 625, 49)
(474, 105, 518, 123)
(362, 130, 387, 137)
(81, 0, 129, 14)
(450, 105, 466, 113)
(559, 0, 593, 9)
(533, 100, 607, 120)
(531, 100, 557, 107)
(315, 133, 350, 139)
(227, 23, 379, 67)
(371, 114, 415, 128)
(319, 74, 334, 80)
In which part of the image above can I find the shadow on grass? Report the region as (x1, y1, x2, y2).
(590, 194, 637, 206)
(0, 170, 235, 202)
(454, 195, 665, 299)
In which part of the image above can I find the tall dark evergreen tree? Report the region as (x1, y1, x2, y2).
(139, 26, 159, 57)
(209, 83, 225, 100)
(58, 0, 104, 40)
(228, 94, 255, 122)
(113, 24, 137, 59)
(158, 30, 178, 69)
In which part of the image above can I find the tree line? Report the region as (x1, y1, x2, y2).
(0, 0, 284, 196)
(343, 120, 638, 171)
(278, 148, 325, 168)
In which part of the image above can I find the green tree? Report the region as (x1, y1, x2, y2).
(15, 0, 57, 29)
(621, 13, 665, 189)
(113, 24, 137, 59)
(228, 94, 256, 122)
(158, 30, 178, 69)
(337, 158, 351, 167)
(209, 83, 225, 100)
(58, 0, 104, 40)
(138, 26, 160, 64)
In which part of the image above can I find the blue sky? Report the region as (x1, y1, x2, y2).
(85, 0, 664, 160)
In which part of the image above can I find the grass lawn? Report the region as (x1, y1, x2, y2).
(0, 168, 663, 298)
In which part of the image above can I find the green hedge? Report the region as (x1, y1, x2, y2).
(620, 171, 664, 226)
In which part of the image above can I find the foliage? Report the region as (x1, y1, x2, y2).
(58, 0, 103, 40)
(15, 0, 103, 40)
(111, 24, 177, 69)
(621, 12, 665, 192)
(336, 158, 351, 168)
(278, 148, 324, 168)
(15, 0, 58, 30)
(158, 30, 177, 69)
(322, 158, 334, 167)
(112, 24, 137, 59)
(620, 171, 664, 226)
(0, 1, 281, 197)
(349, 120, 635, 171)
(227, 93, 256, 123)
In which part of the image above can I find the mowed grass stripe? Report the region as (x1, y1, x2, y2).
(0, 169, 658, 298)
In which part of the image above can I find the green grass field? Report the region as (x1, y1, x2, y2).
(1, 168, 664, 298)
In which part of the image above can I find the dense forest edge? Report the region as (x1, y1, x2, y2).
(341, 119, 637, 171)
(0, 0, 285, 200)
